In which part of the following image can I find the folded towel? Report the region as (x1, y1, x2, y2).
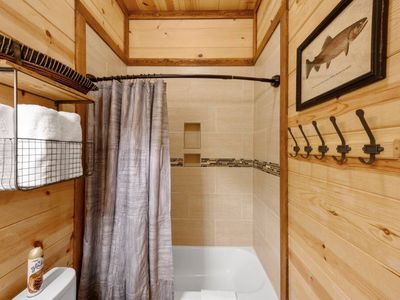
(17, 105, 61, 188)
(58, 111, 82, 142)
(0, 104, 14, 138)
(0, 104, 84, 189)
(58, 111, 83, 180)
(201, 290, 237, 300)
(17, 104, 61, 140)
(0, 104, 15, 190)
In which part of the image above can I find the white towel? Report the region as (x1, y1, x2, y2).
(0, 104, 15, 190)
(58, 111, 82, 142)
(0, 104, 14, 138)
(58, 111, 83, 180)
(17, 104, 60, 140)
(201, 290, 237, 300)
(17, 105, 61, 188)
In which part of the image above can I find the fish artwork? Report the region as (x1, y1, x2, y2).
(306, 17, 368, 79)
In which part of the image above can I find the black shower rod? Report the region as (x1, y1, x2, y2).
(87, 73, 280, 87)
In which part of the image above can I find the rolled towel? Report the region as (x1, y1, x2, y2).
(0, 104, 15, 190)
(17, 105, 61, 188)
(201, 290, 237, 300)
(58, 111, 83, 180)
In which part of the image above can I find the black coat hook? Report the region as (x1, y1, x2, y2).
(298, 125, 313, 158)
(312, 121, 329, 160)
(329, 116, 351, 164)
(288, 128, 300, 157)
(355, 109, 384, 164)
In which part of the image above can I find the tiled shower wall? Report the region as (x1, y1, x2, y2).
(127, 66, 254, 245)
(253, 26, 281, 296)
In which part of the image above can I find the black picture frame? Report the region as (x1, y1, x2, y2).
(296, 0, 388, 111)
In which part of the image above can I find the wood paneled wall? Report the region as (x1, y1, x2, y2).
(79, 0, 125, 52)
(129, 18, 253, 63)
(256, 0, 281, 48)
(0, 0, 75, 67)
(0, 0, 127, 297)
(0, 1, 77, 297)
(287, 0, 400, 299)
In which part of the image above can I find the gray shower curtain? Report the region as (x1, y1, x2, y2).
(79, 79, 174, 300)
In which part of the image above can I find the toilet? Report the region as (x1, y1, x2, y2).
(14, 267, 76, 300)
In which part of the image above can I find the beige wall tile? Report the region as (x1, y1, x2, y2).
(184, 131, 201, 149)
(171, 168, 216, 194)
(172, 219, 215, 245)
(169, 132, 184, 158)
(168, 105, 216, 133)
(216, 168, 253, 194)
(252, 26, 281, 294)
(253, 169, 280, 215)
(253, 196, 280, 251)
(241, 194, 253, 220)
(216, 105, 253, 133)
(254, 227, 280, 297)
(215, 220, 253, 245)
(201, 133, 246, 158)
(171, 193, 189, 218)
(253, 129, 269, 162)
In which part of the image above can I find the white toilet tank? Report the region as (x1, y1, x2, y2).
(14, 267, 76, 300)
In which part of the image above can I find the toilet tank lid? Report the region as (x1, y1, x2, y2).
(13, 267, 76, 300)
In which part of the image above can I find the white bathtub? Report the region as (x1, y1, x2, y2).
(173, 246, 278, 300)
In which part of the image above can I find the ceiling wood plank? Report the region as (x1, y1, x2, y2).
(128, 9, 253, 19)
(123, 0, 257, 13)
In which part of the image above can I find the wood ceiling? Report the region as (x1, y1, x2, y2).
(123, 0, 258, 12)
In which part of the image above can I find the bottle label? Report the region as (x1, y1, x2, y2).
(27, 257, 44, 294)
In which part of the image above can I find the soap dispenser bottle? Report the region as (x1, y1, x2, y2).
(27, 241, 44, 297)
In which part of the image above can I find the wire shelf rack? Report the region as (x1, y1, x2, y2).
(0, 138, 94, 191)
(0, 58, 95, 191)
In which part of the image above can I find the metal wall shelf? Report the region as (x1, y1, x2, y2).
(0, 59, 95, 103)
(0, 60, 95, 191)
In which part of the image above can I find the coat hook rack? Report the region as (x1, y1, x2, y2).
(329, 116, 351, 164)
(312, 121, 329, 160)
(298, 124, 313, 158)
(355, 109, 384, 164)
(288, 128, 300, 157)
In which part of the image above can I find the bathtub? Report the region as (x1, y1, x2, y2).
(173, 246, 278, 300)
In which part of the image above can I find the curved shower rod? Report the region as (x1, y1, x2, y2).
(87, 73, 281, 87)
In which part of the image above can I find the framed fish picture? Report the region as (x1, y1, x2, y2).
(296, 0, 388, 111)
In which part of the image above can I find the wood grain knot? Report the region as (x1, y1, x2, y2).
(328, 209, 339, 216)
(45, 30, 52, 39)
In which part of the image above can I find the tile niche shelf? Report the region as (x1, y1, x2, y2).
(0, 59, 95, 191)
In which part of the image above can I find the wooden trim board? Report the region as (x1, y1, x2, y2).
(128, 9, 253, 20)
(279, 5, 289, 300)
(73, 5, 87, 285)
(127, 58, 254, 66)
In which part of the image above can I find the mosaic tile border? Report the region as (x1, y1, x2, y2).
(253, 160, 280, 176)
(170, 158, 183, 167)
(201, 158, 253, 168)
(170, 158, 280, 177)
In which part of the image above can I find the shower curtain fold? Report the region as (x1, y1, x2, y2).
(79, 79, 174, 300)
